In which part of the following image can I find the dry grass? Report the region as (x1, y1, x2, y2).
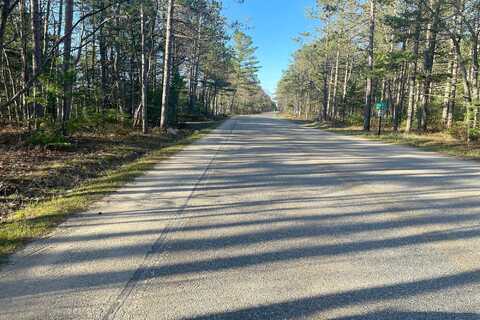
(305, 121, 480, 160)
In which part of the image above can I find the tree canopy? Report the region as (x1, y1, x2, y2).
(0, 0, 275, 136)
(277, 0, 480, 141)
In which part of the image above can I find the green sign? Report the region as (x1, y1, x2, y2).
(375, 101, 388, 111)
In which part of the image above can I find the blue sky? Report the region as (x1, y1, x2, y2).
(222, 0, 318, 97)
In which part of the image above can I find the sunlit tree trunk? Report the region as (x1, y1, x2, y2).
(332, 50, 340, 121)
(160, 0, 174, 129)
(341, 55, 350, 119)
(447, 54, 458, 129)
(363, 0, 375, 131)
(442, 46, 455, 126)
(406, 13, 421, 133)
(42, 0, 51, 57)
(393, 43, 407, 132)
(140, 2, 148, 133)
(326, 60, 334, 119)
(322, 61, 329, 121)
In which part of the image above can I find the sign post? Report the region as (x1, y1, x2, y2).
(375, 101, 387, 136)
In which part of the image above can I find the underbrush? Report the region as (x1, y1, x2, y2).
(67, 109, 133, 135)
(448, 122, 480, 142)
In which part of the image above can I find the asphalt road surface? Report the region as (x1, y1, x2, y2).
(2, 113, 480, 320)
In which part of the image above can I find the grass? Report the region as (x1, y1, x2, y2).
(304, 121, 480, 160)
(0, 125, 220, 264)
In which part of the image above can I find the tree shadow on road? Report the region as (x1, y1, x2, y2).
(3, 115, 480, 317)
(333, 310, 480, 320)
(182, 269, 480, 319)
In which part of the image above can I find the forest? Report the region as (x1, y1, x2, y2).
(277, 0, 480, 142)
(0, 0, 274, 138)
(0, 0, 276, 222)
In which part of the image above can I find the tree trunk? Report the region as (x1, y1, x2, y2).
(55, 0, 63, 120)
(188, 16, 202, 113)
(405, 13, 421, 133)
(332, 50, 340, 121)
(471, 36, 479, 127)
(322, 61, 328, 121)
(19, 0, 28, 125)
(363, 0, 375, 131)
(99, 2, 108, 111)
(140, 2, 148, 133)
(447, 55, 458, 129)
(418, 0, 441, 131)
(326, 60, 334, 120)
(451, 36, 474, 141)
(30, 0, 42, 129)
(0, 0, 14, 51)
(442, 47, 454, 126)
(42, 0, 51, 57)
(341, 56, 350, 119)
(62, 0, 74, 134)
(160, 0, 174, 129)
(393, 54, 407, 131)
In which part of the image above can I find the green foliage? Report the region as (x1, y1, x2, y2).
(67, 109, 132, 134)
(344, 113, 364, 126)
(374, 50, 410, 77)
(231, 31, 261, 90)
(427, 102, 446, 132)
(26, 122, 68, 147)
(448, 122, 468, 141)
(469, 127, 480, 142)
(168, 68, 187, 125)
(0, 0, 274, 132)
(278, 0, 480, 135)
(24, 95, 48, 107)
(27, 131, 66, 146)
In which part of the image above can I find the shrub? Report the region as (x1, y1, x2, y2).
(67, 108, 131, 134)
(24, 119, 76, 150)
(469, 127, 480, 142)
(344, 113, 364, 126)
(26, 128, 69, 147)
(448, 122, 468, 141)
(447, 121, 480, 142)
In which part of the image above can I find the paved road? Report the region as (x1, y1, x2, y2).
(2, 114, 480, 319)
